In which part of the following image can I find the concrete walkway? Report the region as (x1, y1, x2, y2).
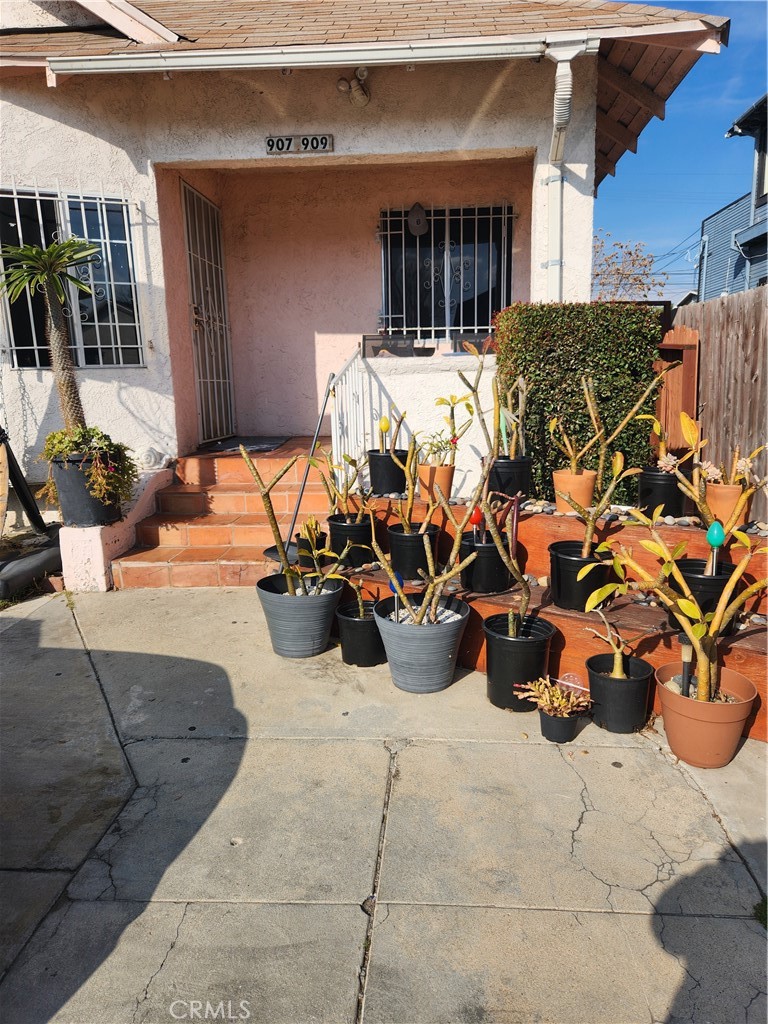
(1, 589, 765, 1024)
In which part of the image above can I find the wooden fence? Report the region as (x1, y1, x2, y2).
(674, 286, 767, 522)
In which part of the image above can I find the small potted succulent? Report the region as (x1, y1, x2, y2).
(589, 507, 766, 767)
(635, 414, 691, 518)
(582, 609, 656, 734)
(479, 498, 557, 710)
(0, 237, 138, 527)
(368, 411, 408, 496)
(335, 578, 387, 667)
(551, 451, 640, 611)
(313, 448, 373, 569)
(515, 676, 592, 744)
(417, 390, 473, 501)
(242, 447, 350, 659)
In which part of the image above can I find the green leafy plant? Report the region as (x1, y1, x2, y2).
(39, 426, 138, 507)
(418, 431, 457, 467)
(494, 302, 665, 500)
(584, 506, 768, 701)
(0, 238, 138, 510)
(515, 676, 591, 717)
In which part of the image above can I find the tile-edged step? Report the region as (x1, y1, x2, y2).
(156, 482, 329, 516)
(113, 545, 277, 589)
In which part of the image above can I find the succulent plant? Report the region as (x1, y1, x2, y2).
(515, 676, 591, 717)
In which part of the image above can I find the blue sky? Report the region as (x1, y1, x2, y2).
(593, 0, 767, 301)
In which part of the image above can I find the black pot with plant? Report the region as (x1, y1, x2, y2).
(336, 588, 386, 667)
(483, 613, 556, 710)
(515, 676, 591, 744)
(459, 531, 511, 594)
(583, 610, 655, 733)
(313, 448, 373, 568)
(0, 237, 138, 528)
(368, 412, 408, 495)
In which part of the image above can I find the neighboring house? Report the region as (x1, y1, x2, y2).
(0, 1, 729, 476)
(697, 94, 767, 300)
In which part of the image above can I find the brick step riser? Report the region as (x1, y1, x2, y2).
(176, 457, 325, 486)
(156, 489, 330, 517)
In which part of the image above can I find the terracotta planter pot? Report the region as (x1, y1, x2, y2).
(552, 469, 597, 514)
(655, 663, 757, 769)
(417, 463, 455, 502)
(705, 483, 751, 528)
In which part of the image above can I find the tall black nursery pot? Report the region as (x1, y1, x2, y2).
(50, 456, 121, 527)
(586, 653, 654, 733)
(459, 532, 512, 594)
(668, 558, 737, 636)
(336, 601, 387, 667)
(483, 614, 557, 710)
(549, 541, 611, 612)
(637, 467, 687, 518)
(539, 710, 580, 743)
(327, 515, 373, 569)
(489, 456, 532, 498)
(368, 450, 408, 496)
(388, 523, 439, 580)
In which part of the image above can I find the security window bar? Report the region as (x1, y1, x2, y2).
(379, 204, 513, 343)
(0, 187, 143, 369)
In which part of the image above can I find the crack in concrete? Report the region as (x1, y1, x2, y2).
(744, 986, 767, 1022)
(131, 902, 189, 1024)
(354, 738, 408, 1024)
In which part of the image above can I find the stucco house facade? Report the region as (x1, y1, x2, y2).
(1, 0, 729, 479)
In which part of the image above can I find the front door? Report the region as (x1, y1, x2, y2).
(182, 182, 235, 443)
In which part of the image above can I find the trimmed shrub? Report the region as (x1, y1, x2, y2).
(494, 302, 663, 502)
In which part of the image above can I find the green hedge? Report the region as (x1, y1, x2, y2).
(493, 302, 663, 502)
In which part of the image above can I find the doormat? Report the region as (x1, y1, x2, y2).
(197, 435, 289, 455)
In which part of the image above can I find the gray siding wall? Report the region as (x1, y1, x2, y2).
(699, 194, 751, 300)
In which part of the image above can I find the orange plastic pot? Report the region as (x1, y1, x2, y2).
(705, 484, 751, 528)
(552, 469, 597, 514)
(418, 463, 455, 502)
(655, 663, 757, 769)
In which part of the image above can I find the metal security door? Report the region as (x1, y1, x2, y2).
(182, 183, 235, 442)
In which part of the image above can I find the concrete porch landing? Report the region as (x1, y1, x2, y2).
(1, 589, 765, 1024)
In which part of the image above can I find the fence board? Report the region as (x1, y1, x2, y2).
(675, 286, 767, 522)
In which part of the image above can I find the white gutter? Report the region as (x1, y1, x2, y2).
(45, 33, 600, 77)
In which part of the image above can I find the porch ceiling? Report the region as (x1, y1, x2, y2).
(0, 1, 729, 190)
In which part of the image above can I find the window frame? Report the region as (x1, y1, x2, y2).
(378, 203, 514, 345)
(0, 187, 145, 370)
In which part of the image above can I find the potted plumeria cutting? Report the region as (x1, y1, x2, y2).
(387, 435, 441, 581)
(335, 577, 387, 668)
(241, 447, 352, 659)
(635, 414, 692, 518)
(313, 448, 373, 569)
(583, 610, 657, 734)
(584, 506, 767, 767)
(368, 411, 408, 496)
(417, 389, 472, 501)
(515, 676, 592, 744)
(0, 238, 138, 527)
(489, 374, 533, 498)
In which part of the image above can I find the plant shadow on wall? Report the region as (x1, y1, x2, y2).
(651, 840, 766, 1024)
(0, 614, 247, 1023)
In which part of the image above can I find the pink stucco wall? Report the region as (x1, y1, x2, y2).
(223, 159, 532, 437)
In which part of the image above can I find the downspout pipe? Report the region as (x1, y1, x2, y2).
(543, 45, 584, 301)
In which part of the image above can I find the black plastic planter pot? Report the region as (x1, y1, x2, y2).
(459, 532, 512, 594)
(539, 709, 580, 743)
(327, 515, 373, 569)
(388, 523, 439, 580)
(373, 594, 469, 693)
(637, 467, 686, 518)
(368, 450, 408, 496)
(483, 614, 557, 710)
(587, 653, 654, 733)
(668, 558, 737, 636)
(549, 541, 612, 612)
(489, 456, 533, 498)
(50, 456, 121, 527)
(256, 575, 343, 658)
(336, 601, 387, 667)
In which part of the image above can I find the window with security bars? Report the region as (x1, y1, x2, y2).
(379, 204, 513, 343)
(0, 189, 143, 369)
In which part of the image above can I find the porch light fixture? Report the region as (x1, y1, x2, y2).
(407, 203, 428, 236)
(337, 67, 370, 107)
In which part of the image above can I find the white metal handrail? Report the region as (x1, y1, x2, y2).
(330, 349, 371, 477)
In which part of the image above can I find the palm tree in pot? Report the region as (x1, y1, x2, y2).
(0, 237, 138, 525)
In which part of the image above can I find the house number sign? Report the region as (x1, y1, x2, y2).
(265, 134, 334, 154)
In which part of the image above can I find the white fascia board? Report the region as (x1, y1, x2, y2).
(46, 34, 582, 76)
(76, 0, 178, 44)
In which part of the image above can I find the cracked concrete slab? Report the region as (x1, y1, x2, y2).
(1, 899, 366, 1024)
(72, 589, 653, 746)
(0, 871, 71, 976)
(378, 742, 761, 914)
(68, 738, 389, 903)
(0, 597, 134, 870)
(362, 904, 766, 1024)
